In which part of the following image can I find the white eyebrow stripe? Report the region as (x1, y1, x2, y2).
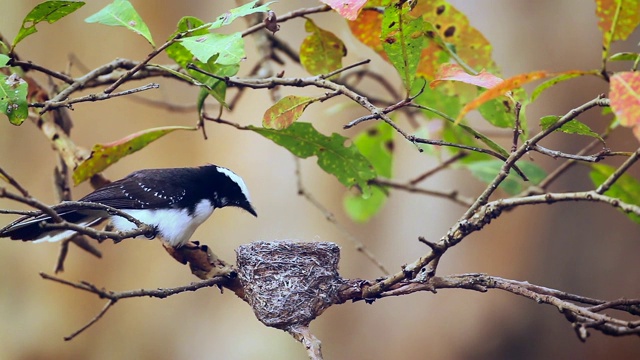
(217, 166, 251, 201)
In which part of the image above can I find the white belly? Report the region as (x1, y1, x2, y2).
(110, 200, 214, 247)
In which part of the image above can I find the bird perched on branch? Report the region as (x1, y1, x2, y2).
(0, 165, 257, 247)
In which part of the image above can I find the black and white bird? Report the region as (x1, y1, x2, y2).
(0, 165, 257, 247)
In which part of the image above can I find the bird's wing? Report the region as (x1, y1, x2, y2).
(79, 168, 193, 209)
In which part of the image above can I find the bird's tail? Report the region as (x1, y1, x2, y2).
(0, 211, 105, 243)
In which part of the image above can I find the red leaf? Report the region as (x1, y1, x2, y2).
(610, 71, 640, 142)
(321, 0, 367, 21)
(431, 63, 503, 89)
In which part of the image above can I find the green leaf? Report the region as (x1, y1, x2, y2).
(12, 1, 85, 48)
(344, 186, 387, 222)
(166, 16, 238, 105)
(250, 122, 377, 196)
(590, 163, 640, 224)
(609, 52, 640, 61)
(179, 33, 244, 65)
(209, 0, 274, 29)
(343, 122, 394, 222)
(73, 126, 197, 184)
(353, 122, 394, 178)
(0, 73, 29, 125)
(412, 82, 511, 159)
(300, 19, 346, 76)
(0, 54, 10, 67)
(381, 3, 427, 91)
(530, 71, 594, 102)
(540, 115, 604, 142)
(263, 95, 315, 130)
(465, 160, 546, 195)
(477, 98, 514, 128)
(85, 0, 154, 47)
(459, 123, 511, 158)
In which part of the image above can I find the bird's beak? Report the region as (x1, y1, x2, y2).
(248, 206, 258, 217)
(245, 203, 258, 217)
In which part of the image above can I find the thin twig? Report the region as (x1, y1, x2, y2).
(187, 63, 418, 144)
(357, 273, 640, 339)
(11, 59, 75, 84)
(371, 179, 474, 207)
(531, 144, 611, 162)
(64, 300, 115, 341)
(295, 158, 390, 275)
(409, 152, 468, 185)
(411, 136, 527, 180)
(535, 133, 609, 191)
(103, 34, 186, 94)
(596, 147, 640, 194)
(511, 102, 522, 152)
(0, 189, 156, 242)
(0, 167, 29, 196)
(462, 95, 609, 220)
(242, 5, 332, 37)
(40, 272, 226, 339)
(32, 83, 160, 112)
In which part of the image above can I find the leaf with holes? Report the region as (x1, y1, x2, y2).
(411, 1, 498, 78)
(73, 126, 198, 185)
(590, 163, 640, 224)
(210, 0, 274, 29)
(166, 16, 239, 106)
(263, 95, 315, 130)
(85, 0, 154, 47)
(179, 33, 244, 65)
(609, 71, 640, 141)
(13, 1, 85, 48)
(381, 3, 427, 91)
(250, 122, 377, 196)
(0, 73, 29, 125)
(300, 19, 346, 76)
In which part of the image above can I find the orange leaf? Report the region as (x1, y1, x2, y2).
(455, 71, 549, 124)
(595, 0, 640, 43)
(431, 63, 503, 89)
(348, 6, 385, 60)
(610, 71, 640, 142)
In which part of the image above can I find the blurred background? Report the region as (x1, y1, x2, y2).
(1, 1, 639, 359)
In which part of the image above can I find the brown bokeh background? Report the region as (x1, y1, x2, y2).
(1, 1, 640, 359)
